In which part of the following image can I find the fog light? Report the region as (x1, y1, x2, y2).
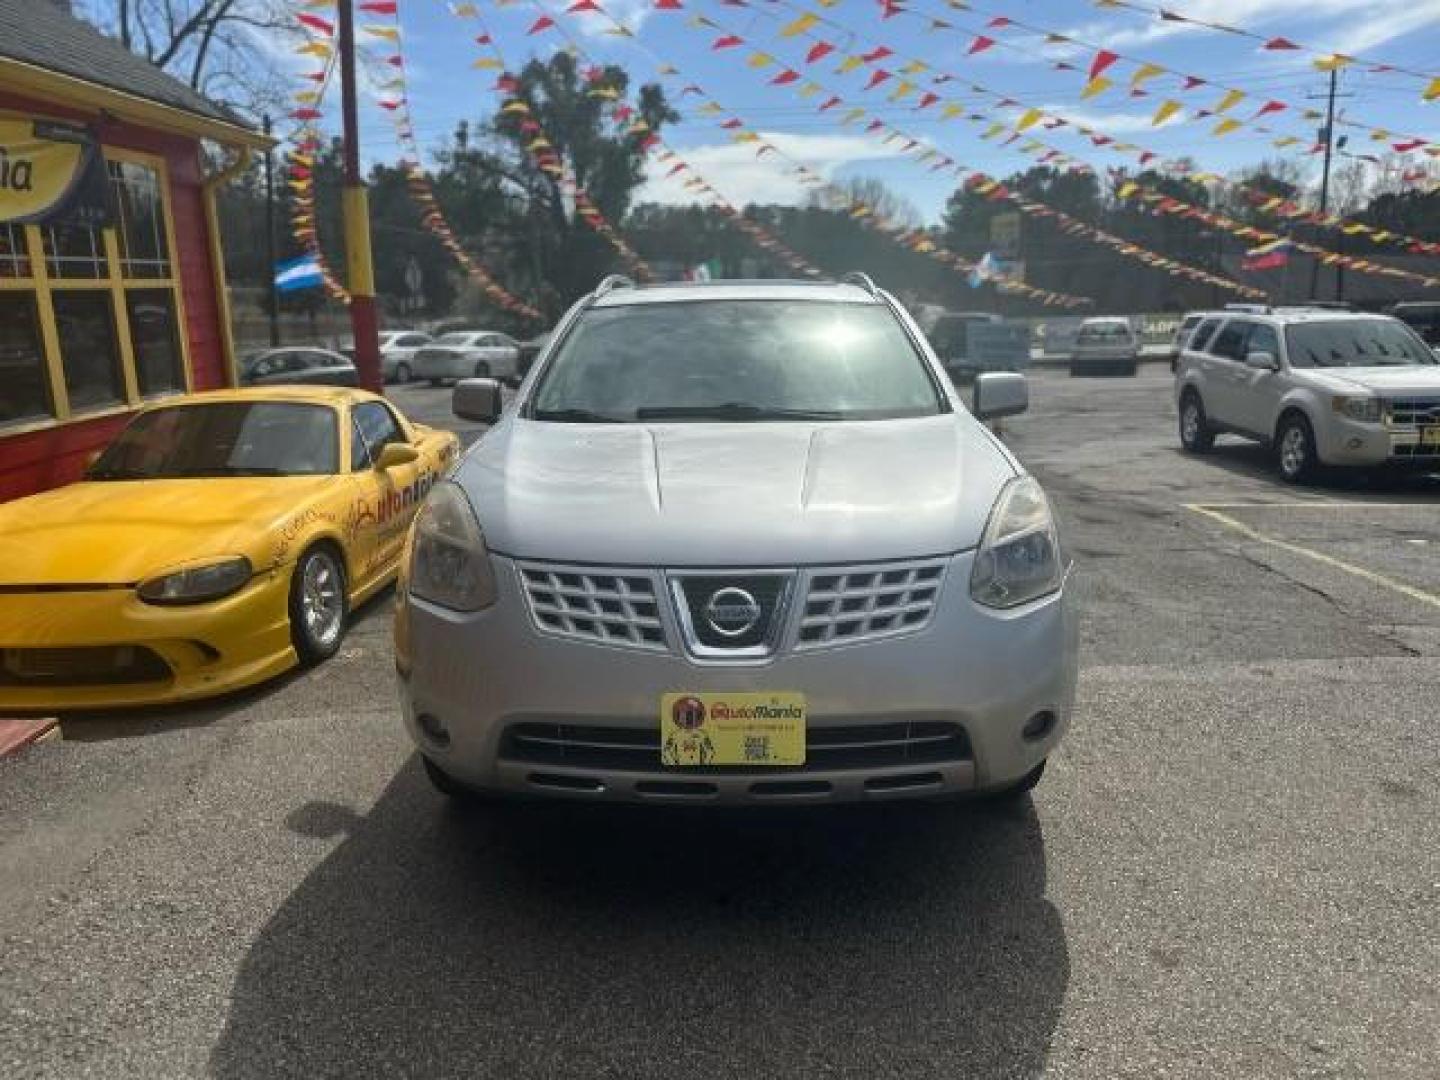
(416, 712, 451, 748)
(1021, 711, 1056, 742)
(1347, 437, 1363, 450)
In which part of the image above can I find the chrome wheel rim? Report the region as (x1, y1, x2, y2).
(302, 554, 344, 648)
(1280, 426, 1307, 476)
(1181, 403, 1199, 443)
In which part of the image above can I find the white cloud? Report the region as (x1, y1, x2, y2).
(573, 0, 651, 39)
(637, 131, 907, 206)
(1037, 105, 1181, 135)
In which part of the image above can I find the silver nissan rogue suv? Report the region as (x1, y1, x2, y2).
(395, 275, 1078, 805)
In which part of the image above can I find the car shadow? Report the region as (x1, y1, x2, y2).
(56, 585, 398, 742)
(209, 755, 1069, 1079)
(1180, 440, 1440, 499)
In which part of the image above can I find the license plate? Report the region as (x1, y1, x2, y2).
(1421, 427, 1440, 448)
(660, 692, 806, 766)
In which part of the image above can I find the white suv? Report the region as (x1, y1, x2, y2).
(1175, 308, 1440, 482)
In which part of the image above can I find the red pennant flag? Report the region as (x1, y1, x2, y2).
(1393, 139, 1426, 152)
(1089, 50, 1119, 82)
(527, 16, 555, 34)
(865, 69, 892, 90)
(968, 35, 996, 56)
(385, 55, 404, 67)
(866, 120, 886, 132)
(1254, 100, 1287, 118)
(771, 69, 800, 85)
(567, 0, 601, 11)
(986, 16, 1013, 29)
(639, 133, 660, 150)
(655, 0, 683, 9)
(666, 163, 687, 177)
(302, 71, 326, 82)
(290, 108, 323, 121)
(475, 33, 492, 44)
(880, 0, 903, 18)
(1139, 152, 1157, 165)
(377, 100, 401, 111)
(1182, 75, 1205, 90)
(712, 35, 743, 49)
(819, 95, 841, 111)
(721, 118, 743, 129)
(917, 92, 939, 109)
(1263, 37, 1299, 50)
(862, 46, 893, 63)
(297, 13, 334, 34)
(806, 41, 835, 64)
(358, 2, 398, 13)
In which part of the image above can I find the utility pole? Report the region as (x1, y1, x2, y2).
(263, 114, 279, 348)
(1308, 69, 1352, 301)
(336, 0, 382, 392)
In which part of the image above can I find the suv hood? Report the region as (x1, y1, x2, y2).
(456, 414, 1017, 566)
(1303, 366, 1440, 396)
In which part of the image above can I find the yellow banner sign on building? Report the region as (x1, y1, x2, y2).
(0, 119, 99, 225)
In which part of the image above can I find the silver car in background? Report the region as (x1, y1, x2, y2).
(396, 275, 1078, 805)
(413, 330, 520, 386)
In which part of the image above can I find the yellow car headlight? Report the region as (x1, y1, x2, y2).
(138, 557, 252, 605)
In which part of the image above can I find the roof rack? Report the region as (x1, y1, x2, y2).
(593, 274, 636, 298)
(840, 271, 879, 297)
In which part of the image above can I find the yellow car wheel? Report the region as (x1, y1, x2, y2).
(290, 545, 348, 664)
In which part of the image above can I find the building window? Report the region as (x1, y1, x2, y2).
(126, 289, 184, 396)
(110, 161, 171, 279)
(0, 148, 192, 430)
(53, 290, 124, 411)
(0, 292, 50, 424)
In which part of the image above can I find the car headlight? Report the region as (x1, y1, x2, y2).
(408, 481, 496, 612)
(1332, 396, 1382, 423)
(138, 557, 252, 605)
(970, 477, 1065, 609)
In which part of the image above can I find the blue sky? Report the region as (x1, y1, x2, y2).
(310, 0, 1439, 222)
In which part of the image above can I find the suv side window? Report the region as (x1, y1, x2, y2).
(1188, 318, 1221, 352)
(1246, 324, 1280, 362)
(1209, 320, 1250, 361)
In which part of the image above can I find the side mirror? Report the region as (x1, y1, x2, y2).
(972, 371, 1029, 421)
(1245, 350, 1279, 371)
(374, 442, 420, 470)
(453, 377, 503, 423)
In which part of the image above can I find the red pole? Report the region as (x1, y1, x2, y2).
(336, 0, 382, 393)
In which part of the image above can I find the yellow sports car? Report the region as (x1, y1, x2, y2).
(0, 386, 459, 710)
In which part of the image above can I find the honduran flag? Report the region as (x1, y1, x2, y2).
(1242, 238, 1293, 271)
(274, 254, 324, 293)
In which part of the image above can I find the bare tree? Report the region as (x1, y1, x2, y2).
(78, 0, 296, 116)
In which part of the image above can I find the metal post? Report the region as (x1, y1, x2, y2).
(263, 114, 280, 347)
(336, 0, 382, 392)
(1308, 68, 1338, 301)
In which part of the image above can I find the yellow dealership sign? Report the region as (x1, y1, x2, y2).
(0, 119, 105, 225)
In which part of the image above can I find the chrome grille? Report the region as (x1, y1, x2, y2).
(517, 564, 666, 651)
(1388, 398, 1440, 429)
(796, 560, 947, 649)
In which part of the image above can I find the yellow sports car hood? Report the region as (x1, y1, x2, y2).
(0, 477, 336, 586)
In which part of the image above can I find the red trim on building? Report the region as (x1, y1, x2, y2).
(0, 89, 231, 503)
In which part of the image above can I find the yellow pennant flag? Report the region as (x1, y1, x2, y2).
(941, 103, 965, 119)
(1424, 76, 1440, 101)
(836, 56, 864, 75)
(1016, 108, 1043, 131)
(362, 24, 399, 42)
(500, 101, 530, 114)
(981, 122, 1005, 140)
(1370, 129, 1391, 142)
(1081, 76, 1113, 100)
(1152, 100, 1182, 126)
(472, 57, 502, 70)
(1213, 117, 1242, 136)
(1214, 88, 1245, 113)
(293, 90, 320, 105)
(889, 81, 915, 101)
(696, 102, 723, 116)
(1272, 135, 1300, 148)
(746, 52, 774, 69)
(1314, 54, 1353, 72)
(780, 13, 818, 37)
(296, 41, 333, 58)
(732, 131, 759, 143)
(449, 3, 477, 14)
(798, 82, 822, 98)
(1130, 63, 1165, 89)
(841, 108, 866, 125)
(658, 64, 678, 75)
(901, 60, 928, 76)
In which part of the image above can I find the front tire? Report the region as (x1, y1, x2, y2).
(1179, 391, 1215, 453)
(1276, 412, 1318, 484)
(289, 546, 348, 664)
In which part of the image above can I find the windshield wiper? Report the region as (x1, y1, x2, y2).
(635, 403, 843, 421)
(86, 468, 149, 481)
(532, 408, 625, 423)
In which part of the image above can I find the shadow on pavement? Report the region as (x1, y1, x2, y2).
(1176, 441, 1440, 498)
(211, 755, 1068, 1079)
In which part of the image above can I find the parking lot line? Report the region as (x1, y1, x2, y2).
(1191, 501, 1428, 511)
(1185, 503, 1440, 612)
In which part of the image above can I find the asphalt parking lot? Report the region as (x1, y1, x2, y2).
(2, 368, 1437, 1079)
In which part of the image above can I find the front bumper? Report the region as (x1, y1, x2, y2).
(1314, 417, 1440, 467)
(398, 553, 1079, 805)
(0, 568, 297, 711)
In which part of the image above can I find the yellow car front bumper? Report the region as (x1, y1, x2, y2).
(0, 567, 297, 711)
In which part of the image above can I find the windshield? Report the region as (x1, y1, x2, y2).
(1286, 319, 1435, 368)
(438, 332, 476, 345)
(530, 300, 945, 423)
(90, 402, 339, 479)
(1078, 324, 1132, 343)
